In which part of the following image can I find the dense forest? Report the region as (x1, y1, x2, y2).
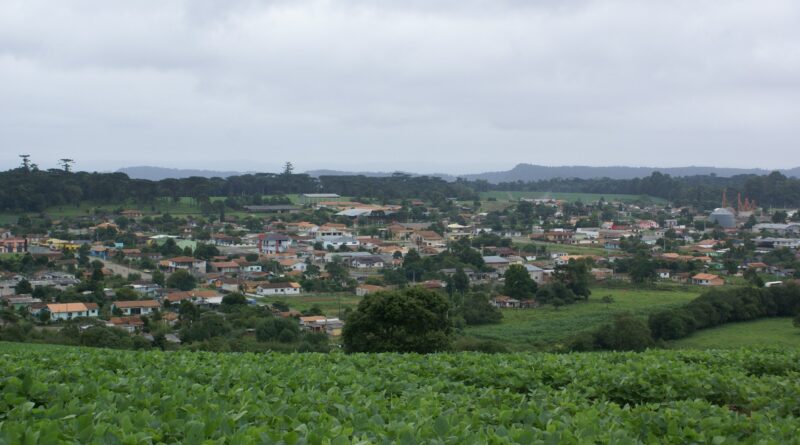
(491, 171, 800, 209)
(2, 165, 800, 212)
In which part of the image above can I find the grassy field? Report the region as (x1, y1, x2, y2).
(671, 318, 800, 349)
(479, 191, 667, 204)
(512, 238, 612, 256)
(256, 293, 362, 316)
(466, 287, 700, 350)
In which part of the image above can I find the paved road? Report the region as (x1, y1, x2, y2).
(97, 258, 152, 281)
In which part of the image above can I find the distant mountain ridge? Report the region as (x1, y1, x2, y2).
(459, 164, 800, 183)
(118, 164, 800, 183)
(118, 166, 253, 180)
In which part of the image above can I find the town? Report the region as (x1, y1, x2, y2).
(2, 173, 799, 352)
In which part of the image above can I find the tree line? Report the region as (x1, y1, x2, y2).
(3, 165, 800, 212)
(569, 283, 800, 352)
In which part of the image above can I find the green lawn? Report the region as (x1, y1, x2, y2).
(512, 239, 613, 256)
(466, 287, 699, 350)
(671, 318, 800, 350)
(479, 191, 667, 204)
(255, 293, 361, 317)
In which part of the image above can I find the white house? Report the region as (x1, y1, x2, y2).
(239, 263, 263, 273)
(350, 256, 385, 269)
(317, 236, 359, 249)
(46, 302, 99, 321)
(279, 259, 307, 272)
(256, 282, 302, 296)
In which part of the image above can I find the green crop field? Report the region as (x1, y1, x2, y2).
(671, 318, 800, 350)
(479, 191, 667, 204)
(2, 343, 799, 444)
(466, 288, 700, 350)
(257, 293, 362, 316)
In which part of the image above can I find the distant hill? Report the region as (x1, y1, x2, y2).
(119, 164, 800, 183)
(305, 169, 458, 181)
(460, 164, 800, 183)
(118, 166, 253, 180)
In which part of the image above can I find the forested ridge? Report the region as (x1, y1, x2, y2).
(2, 166, 800, 212)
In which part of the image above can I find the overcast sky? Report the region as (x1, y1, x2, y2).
(2, 0, 799, 174)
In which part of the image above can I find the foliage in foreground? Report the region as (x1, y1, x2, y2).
(342, 287, 452, 353)
(1, 343, 800, 444)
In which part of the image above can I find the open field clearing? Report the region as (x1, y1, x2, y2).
(466, 287, 700, 350)
(671, 318, 800, 349)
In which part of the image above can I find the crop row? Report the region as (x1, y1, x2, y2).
(1, 343, 799, 444)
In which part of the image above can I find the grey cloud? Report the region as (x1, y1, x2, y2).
(1, 0, 799, 173)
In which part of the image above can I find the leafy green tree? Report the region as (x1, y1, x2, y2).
(152, 270, 165, 286)
(178, 300, 199, 322)
(181, 312, 230, 343)
(166, 269, 197, 291)
(629, 254, 656, 284)
(772, 210, 788, 223)
(325, 257, 350, 286)
(554, 259, 592, 299)
(648, 310, 693, 341)
(221, 293, 247, 307)
(194, 243, 220, 261)
(402, 249, 425, 282)
(255, 317, 300, 343)
(79, 325, 133, 349)
(14, 279, 33, 295)
(113, 287, 139, 300)
(743, 268, 764, 288)
(457, 292, 502, 325)
(536, 282, 577, 305)
(343, 287, 451, 353)
(301, 305, 323, 316)
(723, 260, 739, 276)
(503, 264, 537, 300)
(452, 267, 469, 294)
(596, 313, 654, 351)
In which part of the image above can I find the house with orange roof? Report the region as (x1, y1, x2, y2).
(356, 284, 386, 297)
(691, 273, 725, 286)
(165, 289, 222, 305)
(46, 302, 99, 321)
(166, 256, 206, 274)
(112, 300, 161, 316)
(411, 230, 445, 248)
(107, 316, 144, 333)
(209, 261, 241, 274)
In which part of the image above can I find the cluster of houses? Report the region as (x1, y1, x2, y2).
(2, 194, 799, 339)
